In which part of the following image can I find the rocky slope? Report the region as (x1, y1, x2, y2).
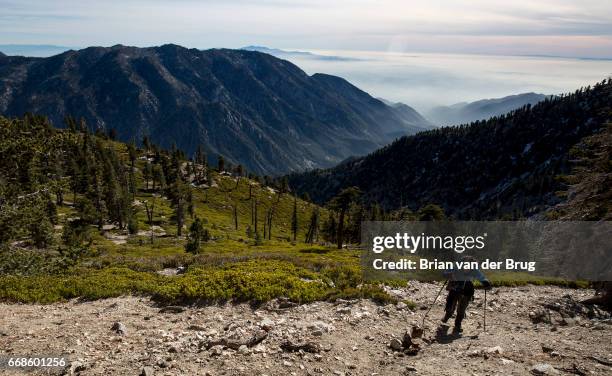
(1, 284, 610, 375)
(0, 44, 431, 175)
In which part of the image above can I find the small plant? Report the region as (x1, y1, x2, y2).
(254, 231, 263, 246)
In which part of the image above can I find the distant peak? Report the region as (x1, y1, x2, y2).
(241, 45, 270, 51)
(158, 43, 186, 50)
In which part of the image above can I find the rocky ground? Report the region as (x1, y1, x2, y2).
(1, 283, 611, 376)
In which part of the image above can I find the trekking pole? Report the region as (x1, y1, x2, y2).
(421, 280, 447, 328)
(483, 289, 487, 333)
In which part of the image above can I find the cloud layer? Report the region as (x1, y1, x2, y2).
(1, 0, 611, 58)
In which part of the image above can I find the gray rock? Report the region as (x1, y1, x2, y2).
(486, 346, 503, 355)
(311, 329, 324, 337)
(111, 322, 126, 335)
(389, 338, 403, 351)
(69, 361, 86, 375)
(531, 363, 559, 375)
(402, 331, 412, 348)
(308, 321, 334, 333)
(541, 345, 554, 353)
(140, 366, 155, 376)
(187, 324, 207, 331)
(410, 325, 424, 339)
(259, 318, 275, 331)
(529, 309, 551, 324)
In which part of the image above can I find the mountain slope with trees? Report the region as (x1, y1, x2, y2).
(0, 44, 431, 175)
(288, 79, 612, 219)
(0, 113, 408, 305)
(427, 92, 548, 126)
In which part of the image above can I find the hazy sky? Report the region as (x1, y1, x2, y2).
(1, 0, 612, 58)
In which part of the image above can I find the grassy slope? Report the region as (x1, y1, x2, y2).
(1, 138, 397, 304)
(1, 131, 588, 306)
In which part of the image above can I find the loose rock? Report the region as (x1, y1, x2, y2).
(531, 363, 560, 375)
(110, 322, 126, 335)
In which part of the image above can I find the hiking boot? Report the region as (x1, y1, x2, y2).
(452, 326, 463, 335)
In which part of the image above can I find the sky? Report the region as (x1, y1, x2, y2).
(1, 0, 612, 58)
(1, 0, 611, 111)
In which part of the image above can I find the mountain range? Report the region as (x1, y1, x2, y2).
(0, 44, 72, 58)
(288, 80, 611, 219)
(0, 44, 431, 175)
(241, 46, 359, 62)
(426, 93, 548, 126)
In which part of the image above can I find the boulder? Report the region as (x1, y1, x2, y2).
(486, 346, 504, 355)
(110, 322, 126, 335)
(389, 338, 403, 351)
(410, 325, 424, 339)
(402, 331, 413, 348)
(259, 318, 275, 331)
(531, 363, 560, 375)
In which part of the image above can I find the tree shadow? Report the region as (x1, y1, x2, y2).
(298, 248, 330, 254)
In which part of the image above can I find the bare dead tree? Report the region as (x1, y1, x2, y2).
(143, 196, 156, 244)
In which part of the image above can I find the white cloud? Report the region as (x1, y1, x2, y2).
(0, 0, 611, 57)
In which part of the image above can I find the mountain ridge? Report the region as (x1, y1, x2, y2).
(240, 45, 359, 61)
(287, 80, 612, 219)
(0, 44, 431, 175)
(427, 92, 548, 126)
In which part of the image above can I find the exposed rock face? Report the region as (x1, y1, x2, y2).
(0, 44, 431, 175)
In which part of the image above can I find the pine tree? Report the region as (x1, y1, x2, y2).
(305, 207, 319, 244)
(142, 135, 151, 152)
(321, 214, 337, 244)
(169, 179, 191, 237)
(143, 162, 153, 190)
(417, 204, 445, 221)
(327, 187, 361, 249)
(217, 155, 225, 172)
(185, 217, 206, 254)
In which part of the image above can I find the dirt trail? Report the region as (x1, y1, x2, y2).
(1, 283, 610, 375)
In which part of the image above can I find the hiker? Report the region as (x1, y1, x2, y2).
(441, 257, 492, 335)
